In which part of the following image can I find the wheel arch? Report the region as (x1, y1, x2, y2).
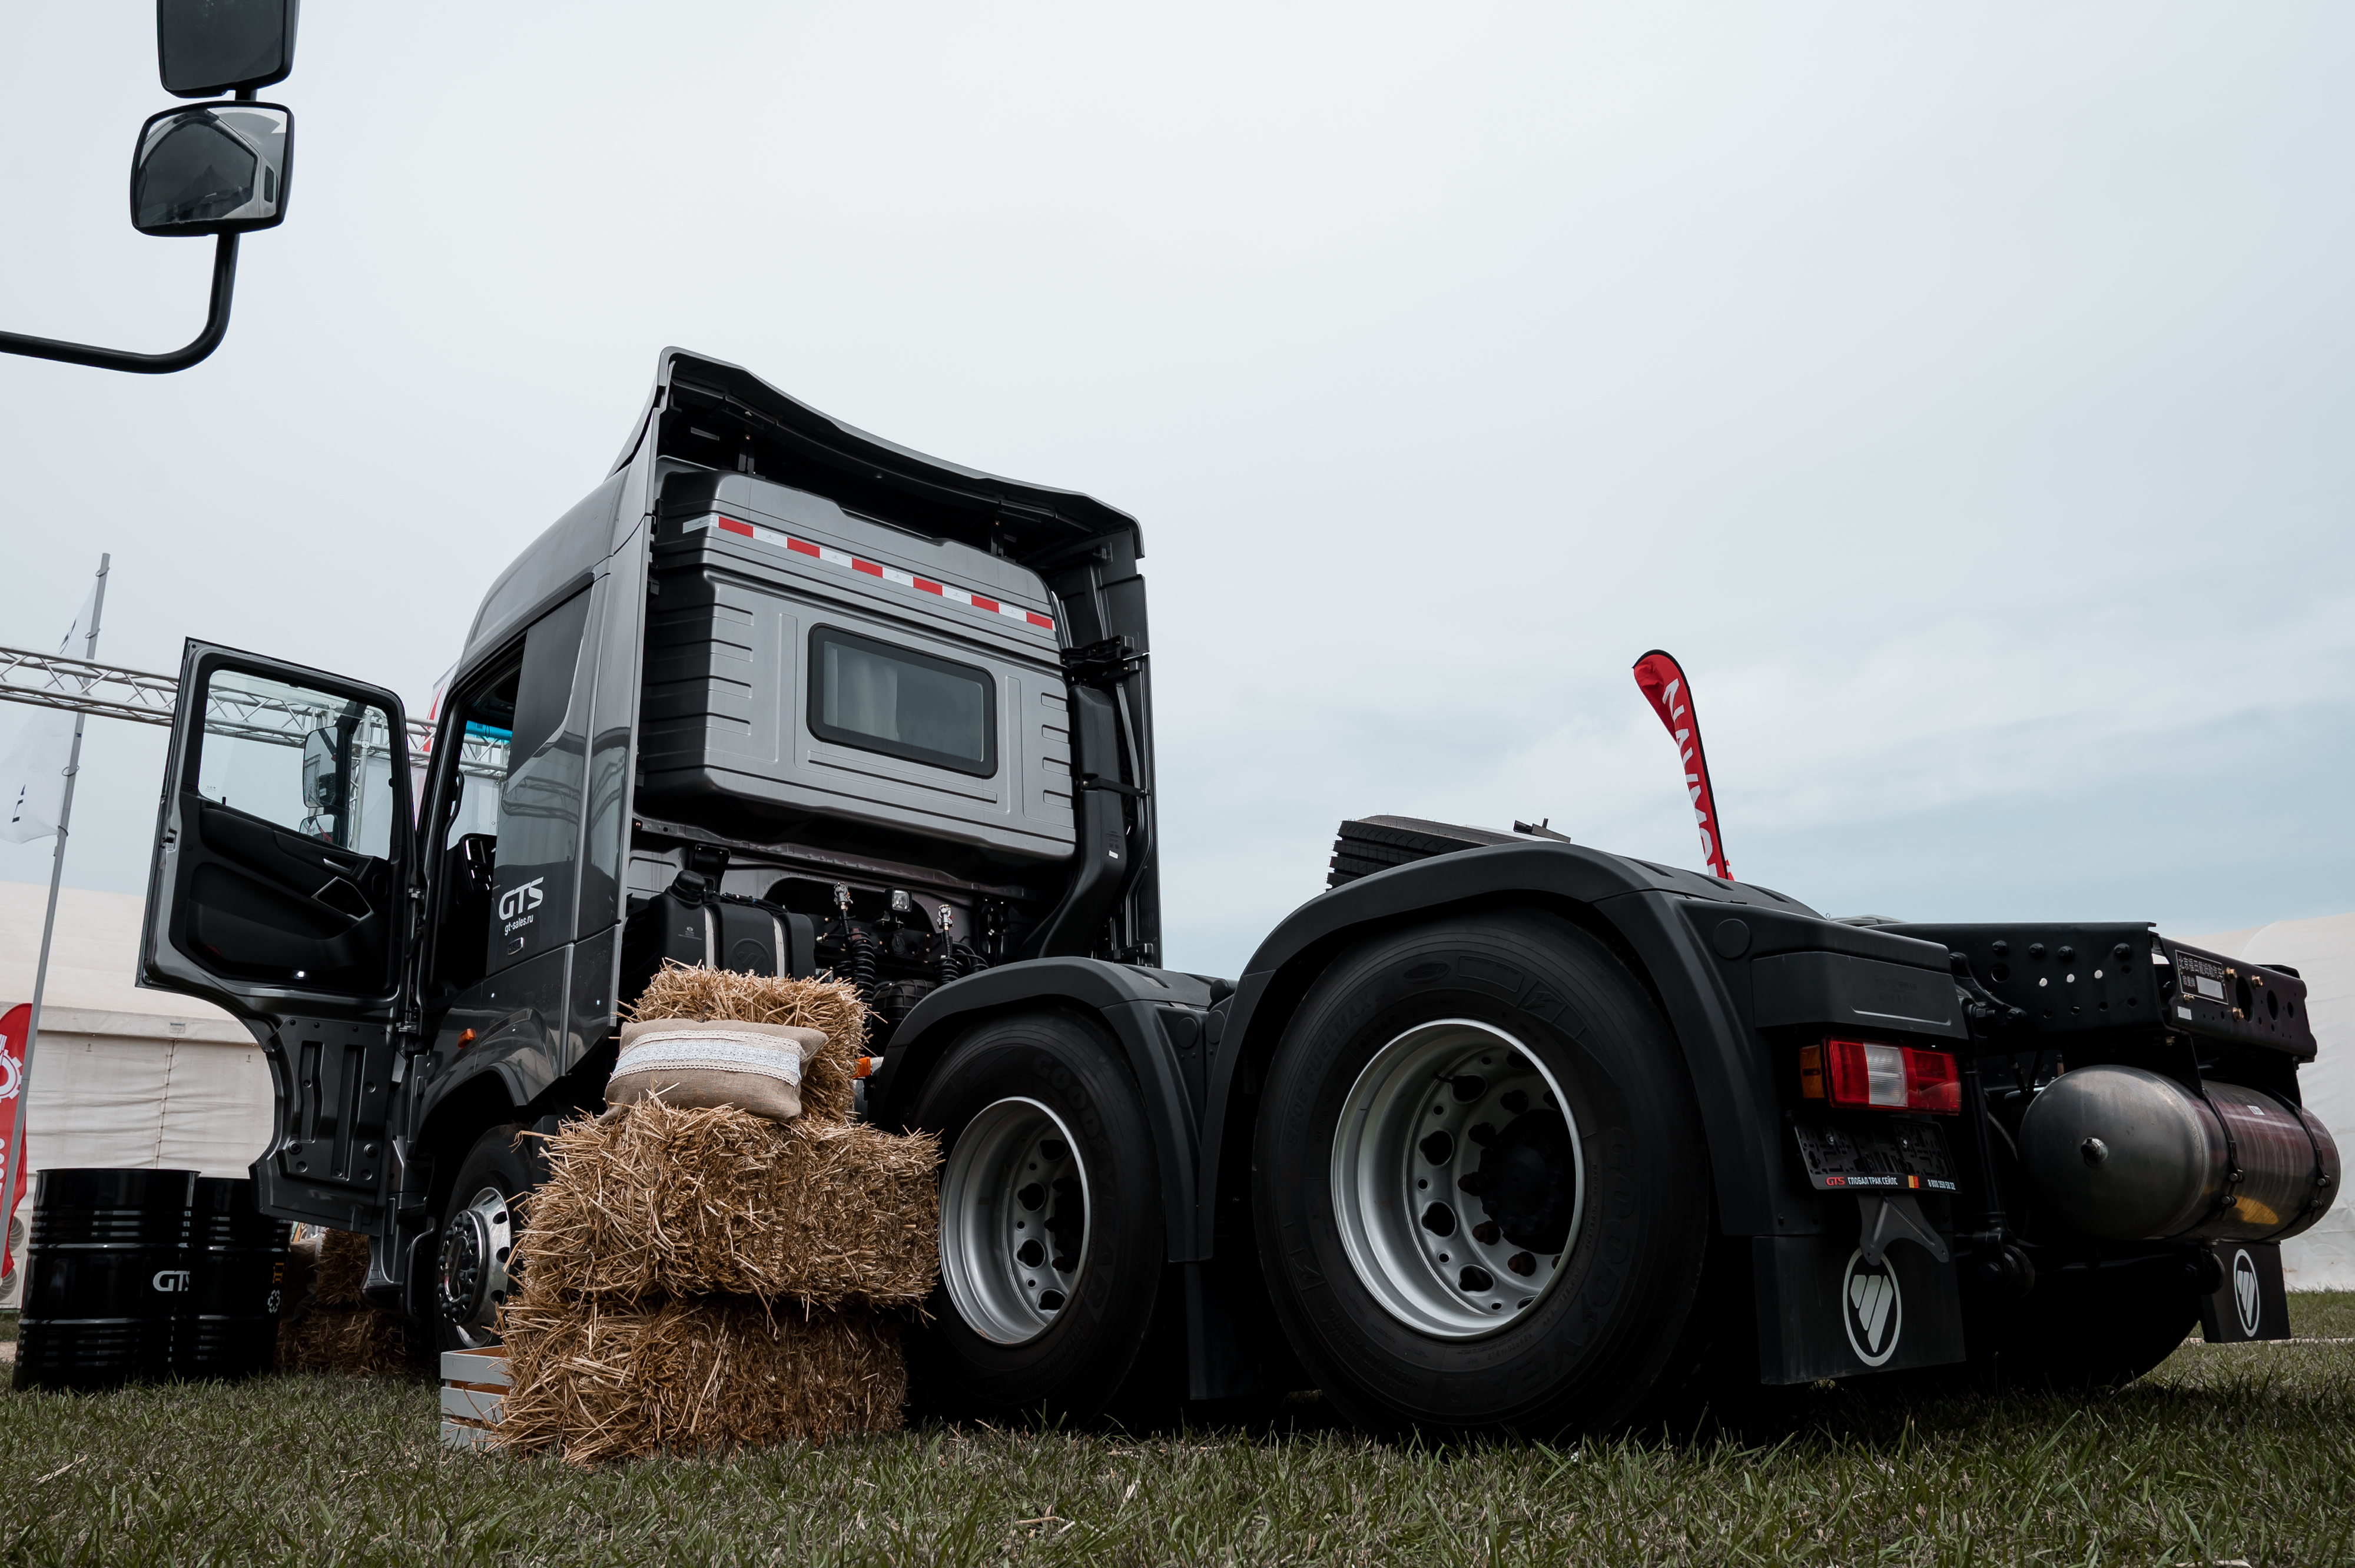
(868, 957, 1212, 1263)
(1196, 843, 1797, 1261)
(410, 1036, 613, 1234)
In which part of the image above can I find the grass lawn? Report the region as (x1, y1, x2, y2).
(0, 1297, 2349, 1566)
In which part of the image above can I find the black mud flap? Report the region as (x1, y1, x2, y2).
(2199, 1241, 2292, 1343)
(1752, 1232, 1966, 1383)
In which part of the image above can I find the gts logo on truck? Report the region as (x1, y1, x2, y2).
(499, 878, 546, 932)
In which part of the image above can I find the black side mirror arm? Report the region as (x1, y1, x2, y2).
(0, 232, 239, 375)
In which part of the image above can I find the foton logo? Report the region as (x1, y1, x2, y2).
(497, 878, 545, 925)
(2233, 1249, 2262, 1337)
(152, 1270, 193, 1293)
(1841, 1250, 1902, 1367)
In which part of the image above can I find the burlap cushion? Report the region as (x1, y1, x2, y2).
(607, 1020, 822, 1121)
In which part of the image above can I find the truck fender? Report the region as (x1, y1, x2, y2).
(417, 1030, 559, 1132)
(1193, 841, 1816, 1258)
(869, 957, 1213, 1263)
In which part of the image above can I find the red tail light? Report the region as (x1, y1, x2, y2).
(1799, 1038, 1961, 1115)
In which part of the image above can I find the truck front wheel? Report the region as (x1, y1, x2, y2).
(433, 1123, 547, 1354)
(908, 1011, 1166, 1423)
(1253, 911, 1712, 1436)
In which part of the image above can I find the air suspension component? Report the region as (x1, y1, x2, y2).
(2018, 1065, 2339, 1243)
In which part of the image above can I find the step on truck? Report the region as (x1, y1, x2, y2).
(138, 350, 2341, 1430)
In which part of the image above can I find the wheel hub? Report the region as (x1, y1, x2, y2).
(1474, 1107, 1577, 1250)
(1332, 1018, 1584, 1338)
(436, 1185, 515, 1345)
(937, 1097, 1091, 1345)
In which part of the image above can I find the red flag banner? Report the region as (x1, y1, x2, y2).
(0, 1002, 27, 1281)
(1631, 650, 1731, 882)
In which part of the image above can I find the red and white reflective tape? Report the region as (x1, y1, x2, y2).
(685, 513, 1055, 633)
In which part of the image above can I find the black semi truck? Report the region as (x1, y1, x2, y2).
(138, 350, 2340, 1431)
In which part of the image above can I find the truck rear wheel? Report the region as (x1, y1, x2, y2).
(1252, 911, 1711, 1436)
(908, 1011, 1166, 1424)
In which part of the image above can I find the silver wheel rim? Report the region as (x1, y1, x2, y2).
(937, 1097, 1091, 1346)
(1331, 1018, 1584, 1338)
(436, 1183, 515, 1348)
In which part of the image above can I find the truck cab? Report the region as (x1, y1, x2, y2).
(139, 348, 1162, 1348)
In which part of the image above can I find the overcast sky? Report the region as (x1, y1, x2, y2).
(2, 3, 2350, 979)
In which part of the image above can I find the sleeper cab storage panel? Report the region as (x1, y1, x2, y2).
(637, 471, 1076, 863)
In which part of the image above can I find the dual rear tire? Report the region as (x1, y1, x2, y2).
(911, 913, 1717, 1434)
(1251, 911, 1716, 1435)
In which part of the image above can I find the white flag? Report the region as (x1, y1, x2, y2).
(0, 583, 100, 845)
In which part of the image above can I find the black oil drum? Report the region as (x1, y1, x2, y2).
(12, 1168, 195, 1393)
(176, 1177, 291, 1381)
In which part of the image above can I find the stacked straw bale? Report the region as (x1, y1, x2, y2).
(492, 1299, 908, 1464)
(275, 1227, 428, 1376)
(492, 962, 939, 1461)
(519, 1100, 939, 1307)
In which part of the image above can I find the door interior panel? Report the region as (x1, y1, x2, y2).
(262, 1015, 399, 1229)
(140, 644, 419, 1236)
(180, 799, 393, 991)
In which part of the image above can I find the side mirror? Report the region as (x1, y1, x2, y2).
(131, 102, 292, 237)
(159, 0, 301, 99)
(301, 726, 343, 813)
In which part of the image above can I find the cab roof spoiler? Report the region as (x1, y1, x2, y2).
(616, 347, 1145, 569)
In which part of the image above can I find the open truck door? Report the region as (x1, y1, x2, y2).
(140, 642, 416, 1234)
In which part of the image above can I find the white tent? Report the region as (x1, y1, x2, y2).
(2189, 913, 2355, 1291)
(2, 880, 274, 1303)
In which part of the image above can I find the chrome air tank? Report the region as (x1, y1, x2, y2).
(2018, 1065, 2339, 1243)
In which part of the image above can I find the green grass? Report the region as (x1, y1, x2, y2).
(0, 1297, 2349, 1566)
(2282, 1288, 2355, 1338)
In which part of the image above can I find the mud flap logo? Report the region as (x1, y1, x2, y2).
(2233, 1249, 2261, 1337)
(1842, 1249, 1902, 1367)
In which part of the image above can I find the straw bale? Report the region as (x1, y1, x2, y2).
(312, 1227, 371, 1308)
(625, 962, 867, 1124)
(490, 1297, 905, 1463)
(275, 1304, 426, 1377)
(516, 1098, 938, 1308)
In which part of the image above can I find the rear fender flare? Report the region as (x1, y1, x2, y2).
(1196, 842, 1803, 1260)
(869, 958, 1211, 1263)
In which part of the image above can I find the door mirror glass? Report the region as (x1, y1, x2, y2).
(130, 102, 291, 237)
(159, 0, 301, 98)
(198, 669, 397, 856)
(300, 726, 342, 813)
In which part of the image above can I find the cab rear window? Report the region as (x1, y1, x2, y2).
(808, 626, 996, 778)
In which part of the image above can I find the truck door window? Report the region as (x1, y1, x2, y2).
(177, 669, 403, 991)
(808, 626, 997, 778)
(196, 670, 399, 856)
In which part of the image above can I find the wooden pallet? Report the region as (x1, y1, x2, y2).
(439, 1347, 509, 1451)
